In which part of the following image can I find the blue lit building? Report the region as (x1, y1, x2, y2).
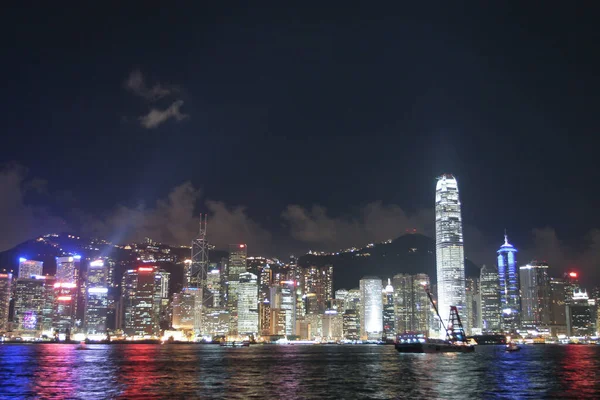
(497, 234, 520, 332)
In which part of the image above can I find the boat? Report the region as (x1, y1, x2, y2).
(220, 340, 250, 347)
(395, 287, 474, 354)
(506, 342, 520, 352)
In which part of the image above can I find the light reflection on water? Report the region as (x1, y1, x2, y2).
(1, 343, 599, 399)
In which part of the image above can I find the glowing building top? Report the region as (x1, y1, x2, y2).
(435, 174, 466, 326)
(18, 258, 43, 279)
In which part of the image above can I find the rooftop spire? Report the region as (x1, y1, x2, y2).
(504, 229, 508, 245)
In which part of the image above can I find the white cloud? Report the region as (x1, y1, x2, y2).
(124, 69, 173, 101)
(139, 100, 189, 129)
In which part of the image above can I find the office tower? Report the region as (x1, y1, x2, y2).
(435, 174, 466, 326)
(322, 310, 343, 341)
(345, 288, 361, 311)
(342, 309, 359, 340)
(549, 278, 567, 326)
(480, 264, 501, 333)
(497, 235, 520, 332)
(465, 277, 480, 334)
(121, 266, 162, 338)
(84, 260, 109, 335)
(53, 281, 78, 336)
(258, 264, 272, 303)
(259, 299, 271, 336)
(105, 259, 116, 288)
(382, 279, 395, 340)
(172, 290, 196, 330)
(13, 276, 48, 333)
(237, 272, 258, 336)
(566, 290, 596, 337)
(519, 261, 551, 329)
(226, 244, 247, 335)
(18, 258, 43, 279)
(564, 272, 580, 303)
(206, 268, 222, 307)
(392, 273, 430, 334)
(280, 280, 296, 336)
(270, 308, 287, 335)
(303, 265, 334, 314)
(359, 277, 383, 340)
(56, 256, 81, 283)
(305, 293, 319, 315)
(155, 269, 171, 327)
(0, 272, 12, 332)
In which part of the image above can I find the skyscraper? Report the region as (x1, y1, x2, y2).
(0, 272, 12, 332)
(497, 235, 520, 332)
(121, 266, 163, 338)
(84, 260, 109, 335)
(480, 264, 501, 333)
(566, 290, 596, 337)
(56, 256, 81, 283)
(18, 258, 43, 279)
(237, 272, 258, 336)
(435, 174, 466, 326)
(226, 244, 247, 335)
(13, 276, 48, 333)
(359, 277, 383, 340)
(303, 265, 333, 314)
(392, 273, 430, 334)
(172, 290, 196, 330)
(519, 261, 551, 329)
(382, 279, 395, 340)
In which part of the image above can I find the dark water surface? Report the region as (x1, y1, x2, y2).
(1, 343, 599, 399)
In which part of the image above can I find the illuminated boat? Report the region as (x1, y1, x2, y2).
(395, 287, 474, 354)
(220, 340, 250, 347)
(505, 342, 520, 352)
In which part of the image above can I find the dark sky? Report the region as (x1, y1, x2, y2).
(1, 4, 600, 281)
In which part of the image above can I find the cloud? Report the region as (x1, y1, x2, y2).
(124, 69, 174, 101)
(282, 202, 431, 251)
(139, 100, 188, 129)
(76, 183, 272, 253)
(0, 164, 67, 251)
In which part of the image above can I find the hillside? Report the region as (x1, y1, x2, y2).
(298, 233, 480, 290)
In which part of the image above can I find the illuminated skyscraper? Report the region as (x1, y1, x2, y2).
(172, 290, 196, 330)
(519, 261, 551, 329)
(18, 258, 43, 279)
(14, 276, 48, 333)
(497, 234, 519, 332)
(237, 272, 258, 336)
(303, 265, 333, 314)
(392, 273, 430, 334)
(226, 244, 247, 335)
(280, 280, 296, 336)
(121, 266, 163, 338)
(56, 256, 81, 283)
(435, 174, 466, 326)
(566, 290, 596, 337)
(359, 277, 383, 340)
(550, 277, 567, 327)
(382, 279, 395, 340)
(84, 260, 109, 335)
(0, 272, 12, 332)
(480, 264, 501, 333)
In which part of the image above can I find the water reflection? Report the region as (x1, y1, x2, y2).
(1, 343, 599, 399)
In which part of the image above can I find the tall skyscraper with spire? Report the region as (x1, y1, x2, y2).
(497, 232, 520, 332)
(435, 174, 466, 328)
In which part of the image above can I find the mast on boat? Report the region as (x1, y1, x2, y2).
(424, 287, 467, 343)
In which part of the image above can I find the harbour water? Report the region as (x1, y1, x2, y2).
(1, 343, 599, 399)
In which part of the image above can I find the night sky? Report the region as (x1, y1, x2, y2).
(2, 4, 599, 281)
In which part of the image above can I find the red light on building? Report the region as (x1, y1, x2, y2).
(138, 267, 154, 272)
(239, 244, 245, 248)
(57, 296, 72, 301)
(569, 272, 578, 278)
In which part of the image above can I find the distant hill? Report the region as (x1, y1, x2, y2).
(298, 233, 480, 291)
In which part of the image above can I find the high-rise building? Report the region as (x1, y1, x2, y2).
(258, 264, 272, 303)
(206, 268, 222, 308)
(382, 279, 395, 340)
(322, 310, 343, 341)
(392, 273, 430, 334)
(259, 299, 271, 336)
(13, 276, 48, 333)
(342, 309, 359, 340)
(519, 261, 551, 329)
(237, 272, 258, 336)
(359, 277, 383, 340)
(566, 290, 596, 337)
(84, 260, 109, 335)
(564, 272, 580, 303)
(172, 290, 196, 330)
(497, 235, 520, 332)
(121, 266, 162, 338)
(480, 264, 501, 333)
(280, 280, 296, 336)
(465, 277, 480, 334)
(0, 271, 12, 332)
(435, 174, 466, 326)
(226, 244, 247, 335)
(549, 278, 567, 326)
(303, 265, 333, 314)
(52, 281, 78, 336)
(56, 256, 81, 283)
(18, 258, 43, 279)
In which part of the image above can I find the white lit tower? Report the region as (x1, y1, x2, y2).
(188, 214, 210, 335)
(435, 174, 467, 331)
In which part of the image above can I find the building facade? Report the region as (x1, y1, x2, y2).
(435, 174, 466, 326)
(0, 272, 12, 332)
(519, 261, 551, 329)
(237, 272, 258, 336)
(480, 264, 501, 333)
(497, 235, 520, 332)
(18, 259, 43, 279)
(359, 277, 383, 340)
